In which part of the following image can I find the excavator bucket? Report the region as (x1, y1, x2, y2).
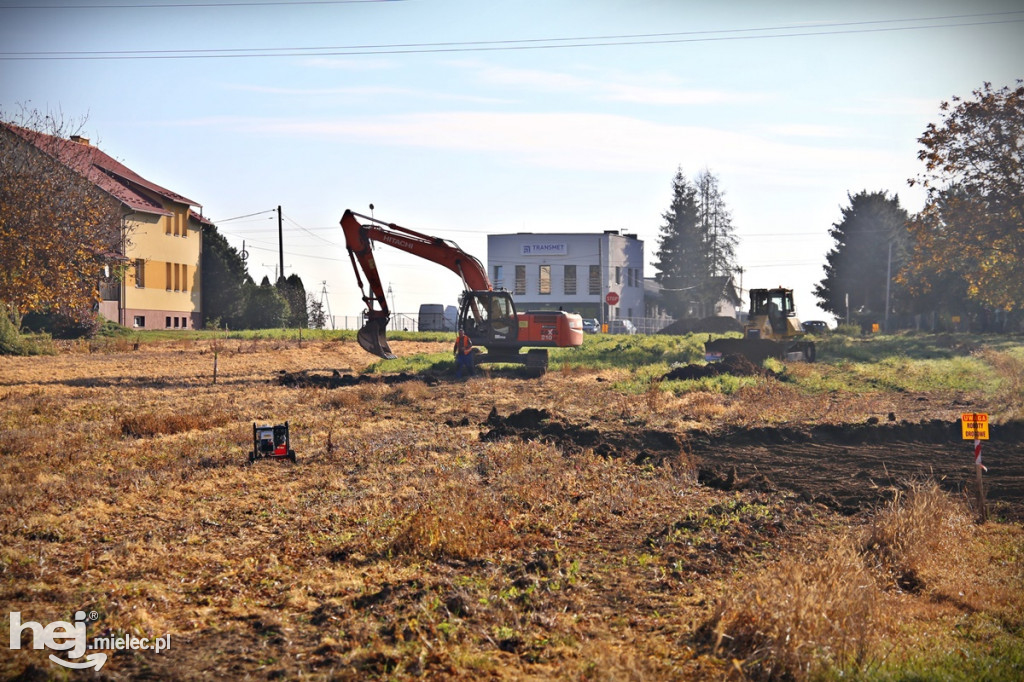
(358, 317, 397, 359)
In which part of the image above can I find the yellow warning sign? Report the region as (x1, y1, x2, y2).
(961, 413, 989, 440)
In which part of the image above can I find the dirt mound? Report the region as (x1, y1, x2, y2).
(480, 407, 684, 466)
(657, 316, 743, 335)
(662, 354, 779, 381)
(276, 370, 439, 388)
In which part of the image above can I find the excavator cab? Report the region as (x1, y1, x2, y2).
(459, 290, 519, 345)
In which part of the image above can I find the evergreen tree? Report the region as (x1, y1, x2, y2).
(244, 278, 289, 329)
(200, 225, 252, 329)
(654, 167, 738, 318)
(277, 273, 308, 328)
(814, 191, 909, 320)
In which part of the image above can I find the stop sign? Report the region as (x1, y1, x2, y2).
(605, 291, 620, 306)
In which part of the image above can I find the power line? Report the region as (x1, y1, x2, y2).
(1, 0, 397, 8)
(1, 11, 1020, 60)
(212, 208, 276, 223)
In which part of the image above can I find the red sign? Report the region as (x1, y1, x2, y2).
(605, 292, 620, 306)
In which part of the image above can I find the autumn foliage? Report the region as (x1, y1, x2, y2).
(0, 113, 124, 325)
(902, 81, 1024, 311)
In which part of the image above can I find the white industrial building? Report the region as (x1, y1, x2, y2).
(487, 231, 644, 324)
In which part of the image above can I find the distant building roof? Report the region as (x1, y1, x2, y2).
(1, 122, 200, 217)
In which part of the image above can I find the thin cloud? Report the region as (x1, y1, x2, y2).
(178, 110, 905, 186)
(224, 83, 507, 103)
(464, 62, 762, 106)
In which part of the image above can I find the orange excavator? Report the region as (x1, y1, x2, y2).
(340, 209, 583, 373)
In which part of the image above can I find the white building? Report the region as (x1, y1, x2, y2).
(487, 231, 644, 323)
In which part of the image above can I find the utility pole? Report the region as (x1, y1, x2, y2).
(884, 241, 892, 332)
(277, 205, 284, 285)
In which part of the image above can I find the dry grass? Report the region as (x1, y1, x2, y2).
(861, 479, 973, 592)
(1, 338, 1021, 680)
(706, 481, 981, 680)
(707, 535, 886, 680)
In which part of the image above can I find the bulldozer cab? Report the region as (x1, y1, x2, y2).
(750, 288, 795, 336)
(459, 290, 519, 345)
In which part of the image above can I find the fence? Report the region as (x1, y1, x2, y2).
(322, 314, 680, 335)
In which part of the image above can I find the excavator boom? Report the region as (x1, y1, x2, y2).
(341, 209, 490, 358)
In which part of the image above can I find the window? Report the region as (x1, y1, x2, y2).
(166, 262, 172, 291)
(181, 264, 188, 292)
(514, 265, 526, 295)
(538, 265, 551, 295)
(615, 266, 621, 285)
(493, 265, 503, 290)
(564, 265, 576, 295)
(133, 315, 145, 328)
(134, 259, 145, 288)
(174, 317, 180, 328)
(165, 218, 172, 235)
(166, 316, 172, 328)
(589, 265, 601, 295)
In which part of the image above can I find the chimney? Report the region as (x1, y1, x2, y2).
(70, 135, 90, 146)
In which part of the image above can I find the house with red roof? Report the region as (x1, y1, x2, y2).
(2, 123, 207, 329)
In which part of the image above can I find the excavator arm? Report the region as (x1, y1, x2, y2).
(340, 209, 492, 358)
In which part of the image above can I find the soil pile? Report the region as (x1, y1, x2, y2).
(276, 370, 439, 388)
(662, 354, 779, 381)
(480, 407, 684, 466)
(657, 316, 743, 335)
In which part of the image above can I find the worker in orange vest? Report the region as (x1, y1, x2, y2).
(454, 328, 475, 378)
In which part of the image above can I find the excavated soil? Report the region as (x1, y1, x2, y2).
(480, 409, 1024, 521)
(690, 420, 1024, 521)
(276, 369, 441, 388)
(478, 407, 685, 466)
(662, 353, 780, 380)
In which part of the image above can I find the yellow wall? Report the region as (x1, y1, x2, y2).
(123, 201, 202, 315)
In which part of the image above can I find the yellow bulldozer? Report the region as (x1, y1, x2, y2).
(704, 287, 816, 364)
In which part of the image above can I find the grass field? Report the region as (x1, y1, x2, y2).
(2, 330, 1023, 680)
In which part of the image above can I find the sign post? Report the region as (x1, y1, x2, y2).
(961, 413, 989, 522)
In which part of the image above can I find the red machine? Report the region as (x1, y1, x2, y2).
(249, 422, 296, 463)
(340, 209, 583, 372)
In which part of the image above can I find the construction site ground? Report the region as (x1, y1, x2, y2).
(2, 336, 1022, 680)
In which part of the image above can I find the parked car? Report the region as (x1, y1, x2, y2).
(802, 320, 830, 334)
(582, 318, 600, 334)
(608, 319, 636, 335)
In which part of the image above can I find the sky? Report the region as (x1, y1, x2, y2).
(1, 0, 1022, 327)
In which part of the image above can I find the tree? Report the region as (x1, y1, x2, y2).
(277, 273, 308, 328)
(201, 224, 252, 329)
(654, 167, 738, 318)
(814, 191, 909, 320)
(904, 81, 1024, 311)
(0, 111, 124, 329)
(243, 279, 290, 329)
(307, 293, 327, 330)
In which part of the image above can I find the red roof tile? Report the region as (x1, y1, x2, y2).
(1, 122, 201, 217)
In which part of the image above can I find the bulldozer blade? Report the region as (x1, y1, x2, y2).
(705, 338, 784, 365)
(358, 318, 397, 359)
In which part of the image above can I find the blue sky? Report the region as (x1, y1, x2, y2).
(2, 0, 1022, 325)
